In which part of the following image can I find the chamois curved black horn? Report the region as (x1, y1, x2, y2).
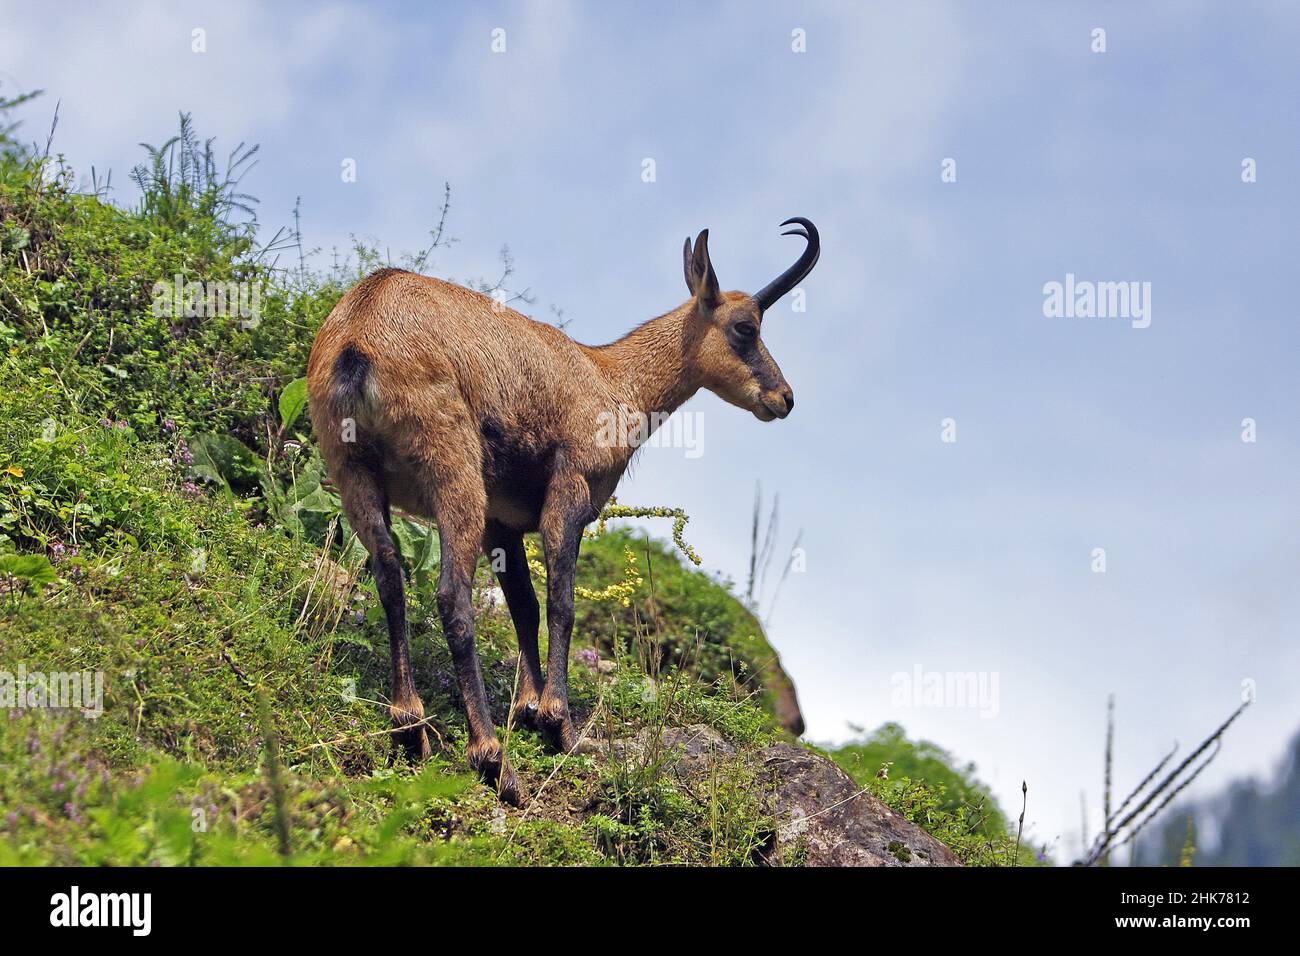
(754, 217, 820, 312)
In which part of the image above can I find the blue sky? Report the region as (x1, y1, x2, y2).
(4, 0, 1297, 859)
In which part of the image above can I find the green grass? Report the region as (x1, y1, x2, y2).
(830, 723, 1048, 865)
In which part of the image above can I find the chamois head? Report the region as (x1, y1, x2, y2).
(682, 218, 820, 421)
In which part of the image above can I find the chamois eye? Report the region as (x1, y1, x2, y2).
(732, 321, 758, 341)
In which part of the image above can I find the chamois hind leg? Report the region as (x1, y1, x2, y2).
(484, 522, 544, 730)
(334, 465, 430, 761)
(421, 456, 521, 805)
(537, 466, 592, 754)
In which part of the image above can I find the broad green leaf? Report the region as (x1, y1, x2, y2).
(293, 486, 339, 514)
(278, 377, 309, 431)
(0, 552, 57, 584)
(189, 433, 261, 492)
(390, 517, 422, 564)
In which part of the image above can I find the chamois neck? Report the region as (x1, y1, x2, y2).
(591, 305, 700, 418)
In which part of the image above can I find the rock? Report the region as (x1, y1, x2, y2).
(623, 725, 960, 867)
(303, 555, 357, 605)
(773, 679, 805, 737)
(751, 637, 806, 736)
(607, 724, 732, 775)
(761, 742, 959, 867)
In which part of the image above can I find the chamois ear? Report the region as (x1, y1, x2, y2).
(683, 228, 722, 310)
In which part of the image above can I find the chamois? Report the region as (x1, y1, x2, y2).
(306, 218, 820, 802)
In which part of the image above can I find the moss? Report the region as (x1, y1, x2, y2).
(888, 840, 912, 863)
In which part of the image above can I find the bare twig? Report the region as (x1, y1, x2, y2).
(1080, 699, 1249, 866)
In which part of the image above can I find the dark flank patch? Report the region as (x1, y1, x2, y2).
(480, 416, 552, 517)
(332, 344, 372, 408)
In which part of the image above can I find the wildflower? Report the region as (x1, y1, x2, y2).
(576, 647, 599, 669)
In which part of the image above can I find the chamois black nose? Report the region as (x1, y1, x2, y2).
(781, 387, 794, 413)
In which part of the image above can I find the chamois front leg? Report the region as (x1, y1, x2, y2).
(483, 523, 544, 729)
(537, 469, 591, 754)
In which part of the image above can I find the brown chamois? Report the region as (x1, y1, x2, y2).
(306, 218, 820, 803)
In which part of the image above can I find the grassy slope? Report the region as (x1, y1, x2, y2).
(0, 109, 1033, 865)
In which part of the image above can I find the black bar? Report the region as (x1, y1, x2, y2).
(0, 865, 1281, 942)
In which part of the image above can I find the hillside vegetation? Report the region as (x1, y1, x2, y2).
(0, 97, 1034, 865)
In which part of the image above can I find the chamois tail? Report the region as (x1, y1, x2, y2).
(331, 344, 376, 415)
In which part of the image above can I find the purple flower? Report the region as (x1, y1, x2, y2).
(162, 418, 177, 434)
(576, 648, 599, 669)
(180, 481, 201, 498)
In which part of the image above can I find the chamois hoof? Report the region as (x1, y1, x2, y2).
(510, 698, 540, 730)
(537, 706, 579, 755)
(392, 724, 431, 762)
(468, 739, 522, 807)
(390, 700, 432, 762)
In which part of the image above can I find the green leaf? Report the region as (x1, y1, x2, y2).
(390, 517, 422, 564)
(0, 552, 57, 585)
(293, 486, 339, 514)
(189, 433, 261, 492)
(278, 377, 308, 431)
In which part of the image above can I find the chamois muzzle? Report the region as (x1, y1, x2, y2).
(753, 217, 821, 313)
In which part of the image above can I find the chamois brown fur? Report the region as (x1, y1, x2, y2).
(306, 221, 819, 802)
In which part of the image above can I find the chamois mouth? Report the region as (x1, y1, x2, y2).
(756, 395, 788, 421)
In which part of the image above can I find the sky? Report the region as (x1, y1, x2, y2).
(3, 0, 1297, 861)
